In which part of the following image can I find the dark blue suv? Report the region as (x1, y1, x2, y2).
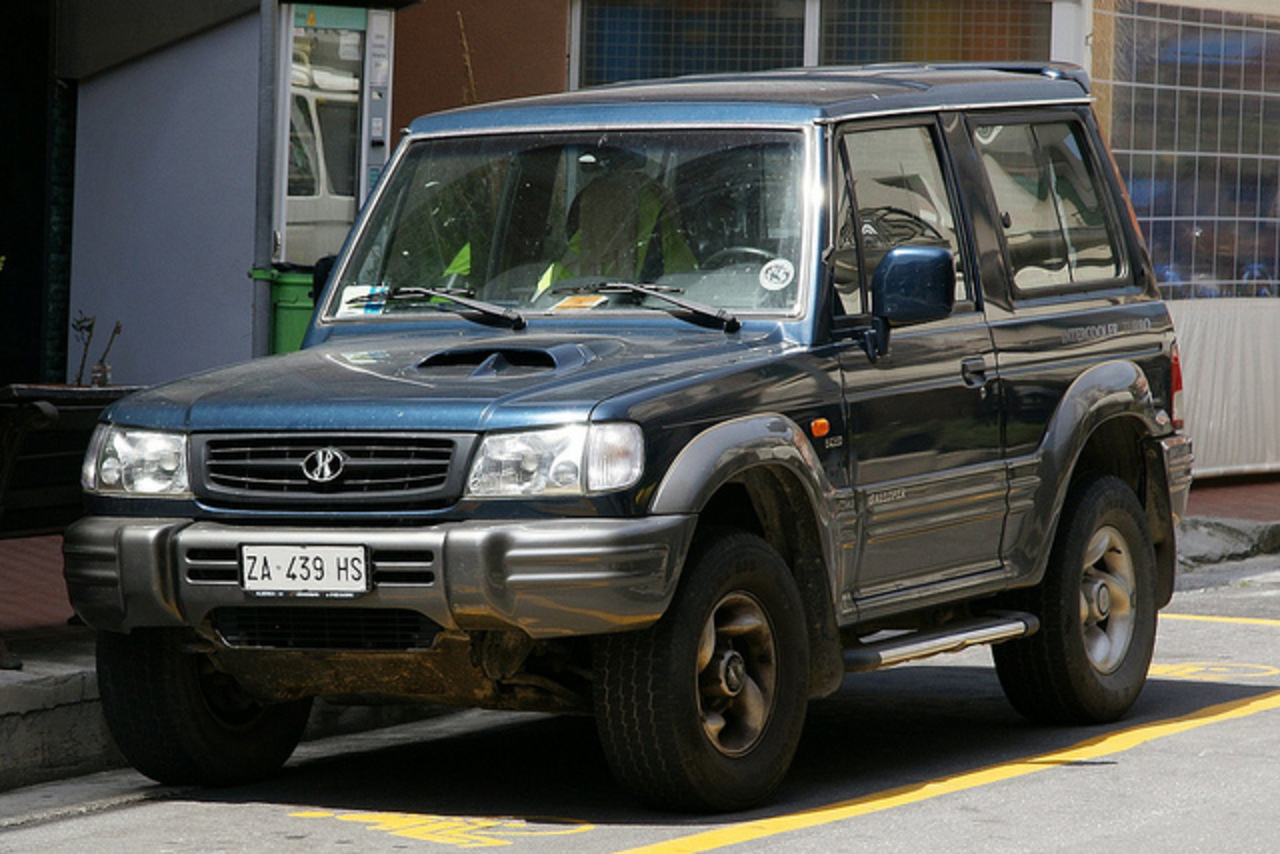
(66, 64, 1193, 811)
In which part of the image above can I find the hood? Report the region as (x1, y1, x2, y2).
(106, 328, 783, 433)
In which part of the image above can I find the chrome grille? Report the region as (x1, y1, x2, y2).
(193, 433, 474, 510)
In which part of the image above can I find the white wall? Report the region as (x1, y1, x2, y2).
(1166, 300, 1280, 478)
(69, 12, 260, 386)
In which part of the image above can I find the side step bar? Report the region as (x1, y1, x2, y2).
(842, 612, 1040, 674)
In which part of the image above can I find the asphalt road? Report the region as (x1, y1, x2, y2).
(3, 554, 1280, 853)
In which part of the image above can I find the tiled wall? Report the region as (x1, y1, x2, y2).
(1094, 0, 1280, 298)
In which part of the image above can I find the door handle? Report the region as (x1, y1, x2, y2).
(960, 357, 989, 388)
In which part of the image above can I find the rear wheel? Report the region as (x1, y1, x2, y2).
(592, 529, 809, 812)
(993, 474, 1158, 723)
(97, 628, 312, 786)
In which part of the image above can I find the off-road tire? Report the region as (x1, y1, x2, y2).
(97, 628, 312, 786)
(592, 529, 809, 812)
(993, 474, 1158, 724)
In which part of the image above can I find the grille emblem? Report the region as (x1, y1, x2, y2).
(301, 447, 347, 483)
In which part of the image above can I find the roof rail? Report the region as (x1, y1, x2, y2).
(853, 61, 1089, 93)
(942, 62, 1091, 94)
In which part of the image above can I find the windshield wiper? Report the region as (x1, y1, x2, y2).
(553, 280, 741, 333)
(345, 286, 526, 331)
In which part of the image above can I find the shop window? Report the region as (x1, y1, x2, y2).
(578, 0, 805, 87)
(283, 7, 366, 264)
(1094, 0, 1280, 298)
(821, 0, 1052, 64)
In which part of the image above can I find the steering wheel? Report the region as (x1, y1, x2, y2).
(702, 246, 776, 269)
(859, 206, 945, 247)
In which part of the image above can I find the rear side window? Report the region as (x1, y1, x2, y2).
(974, 120, 1122, 292)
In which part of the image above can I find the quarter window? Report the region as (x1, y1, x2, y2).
(975, 121, 1122, 292)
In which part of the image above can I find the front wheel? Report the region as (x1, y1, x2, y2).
(97, 628, 313, 786)
(993, 474, 1158, 724)
(592, 529, 809, 812)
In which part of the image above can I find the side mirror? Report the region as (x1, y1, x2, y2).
(312, 255, 337, 301)
(870, 245, 955, 327)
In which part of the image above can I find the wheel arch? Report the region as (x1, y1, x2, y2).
(1070, 415, 1179, 608)
(649, 414, 845, 697)
(1008, 359, 1177, 605)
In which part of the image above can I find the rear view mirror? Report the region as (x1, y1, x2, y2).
(870, 246, 955, 326)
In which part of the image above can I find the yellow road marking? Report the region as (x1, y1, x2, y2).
(290, 811, 594, 848)
(288, 612, 1274, 851)
(619, 688, 1280, 854)
(1163, 613, 1280, 628)
(1150, 662, 1280, 680)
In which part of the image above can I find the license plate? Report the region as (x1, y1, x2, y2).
(240, 544, 369, 597)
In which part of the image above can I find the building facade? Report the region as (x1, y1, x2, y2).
(393, 0, 1278, 302)
(388, 0, 1277, 474)
(5, 0, 1273, 468)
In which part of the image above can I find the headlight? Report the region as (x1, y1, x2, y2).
(82, 425, 191, 497)
(466, 423, 643, 497)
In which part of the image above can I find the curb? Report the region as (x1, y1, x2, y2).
(0, 630, 116, 792)
(1176, 517, 1280, 569)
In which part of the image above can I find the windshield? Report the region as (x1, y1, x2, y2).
(326, 129, 807, 322)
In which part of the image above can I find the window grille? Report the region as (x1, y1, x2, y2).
(1094, 0, 1280, 298)
(820, 0, 1052, 65)
(579, 0, 806, 87)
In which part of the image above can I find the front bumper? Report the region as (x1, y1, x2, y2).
(63, 514, 696, 640)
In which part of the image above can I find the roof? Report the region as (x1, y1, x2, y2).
(407, 63, 1093, 135)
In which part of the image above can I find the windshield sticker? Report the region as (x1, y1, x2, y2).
(759, 259, 795, 292)
(336, 285, 388, 318)
(551, 294, 609, 311)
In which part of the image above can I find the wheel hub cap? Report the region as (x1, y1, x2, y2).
(696, 591, 778, 757)
(720, 651, 746, 696)
(1086, 578, 1113, 621)
(1078, 525, 1137, 674)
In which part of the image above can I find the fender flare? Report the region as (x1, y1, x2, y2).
(649, 413, 846, 696)
(1007, 359, 1168, 587)
(650, 413, 836, 521)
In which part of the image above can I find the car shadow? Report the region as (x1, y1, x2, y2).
(178, 662, 1277, 827)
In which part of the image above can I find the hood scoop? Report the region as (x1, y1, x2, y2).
(417, 344, 594, 379)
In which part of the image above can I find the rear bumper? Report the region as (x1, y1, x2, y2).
(63, 514, 696, 640)
(1159, 433, 1194, 524)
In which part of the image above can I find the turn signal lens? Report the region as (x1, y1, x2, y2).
(1170, 341, 1184, 431)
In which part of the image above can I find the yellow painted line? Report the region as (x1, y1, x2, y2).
(290, 811, 594, 848)
(619, 688, 1280, 854)
(1151, 662, 1280, 681)
(1163, 613, 1280, 628)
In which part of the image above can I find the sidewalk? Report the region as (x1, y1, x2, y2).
(3, 477, 1279, 791)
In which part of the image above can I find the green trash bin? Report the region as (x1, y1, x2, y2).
(251, 267, 316, 355)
